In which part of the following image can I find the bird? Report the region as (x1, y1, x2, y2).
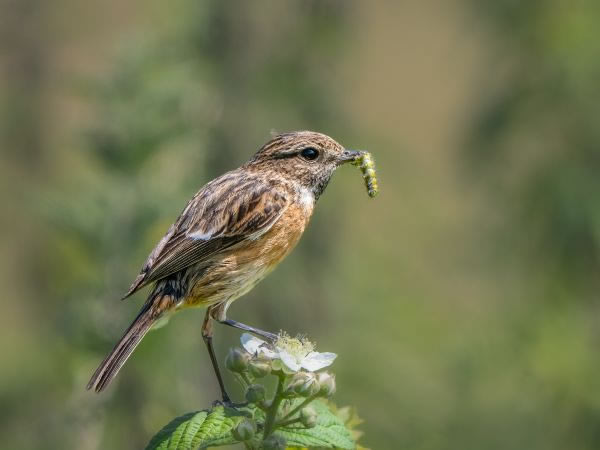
(87, 130, 363, 400)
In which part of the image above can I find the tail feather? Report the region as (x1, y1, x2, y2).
(87, 305, 156, 393)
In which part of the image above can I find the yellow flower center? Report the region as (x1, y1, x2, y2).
(275, 333, 315, 360)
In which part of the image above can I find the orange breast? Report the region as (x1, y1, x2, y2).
(185, 202, 312, 307)
(250, 202, 310, 266)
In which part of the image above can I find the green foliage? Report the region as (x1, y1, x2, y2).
(276, 400, 354, 449)
(147, 401, 355, 450)
(146, 407, 244, 450)
(147, 336, 358, 449)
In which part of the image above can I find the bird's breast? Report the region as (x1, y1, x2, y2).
(185, 203, 312, 307)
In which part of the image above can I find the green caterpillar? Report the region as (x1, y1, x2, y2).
(352, 151, 378, 198)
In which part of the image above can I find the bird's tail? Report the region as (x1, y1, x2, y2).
(87, 303, 158, 393)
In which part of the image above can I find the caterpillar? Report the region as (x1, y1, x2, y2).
(352, 151, 379, 198)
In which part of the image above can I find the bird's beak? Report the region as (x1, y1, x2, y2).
(337, 149, 362, 166)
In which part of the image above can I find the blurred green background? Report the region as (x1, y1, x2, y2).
(2, 0, 600, 448)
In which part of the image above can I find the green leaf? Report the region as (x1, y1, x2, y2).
(145, 406, 246, 450)
(277, 400, 355, 449)
(326, 402, 365, 443)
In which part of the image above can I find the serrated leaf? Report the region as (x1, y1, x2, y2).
(277, 400, 355, 449)
(145, 406, 246, 450)
(326, 402, 364, 442)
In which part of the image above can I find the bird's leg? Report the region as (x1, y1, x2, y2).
(219, 318, 278, 342)
(201, 308, 231, 403)
(209, 302, 278, 342)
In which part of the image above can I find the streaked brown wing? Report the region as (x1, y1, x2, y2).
(122, 171, 289, 299)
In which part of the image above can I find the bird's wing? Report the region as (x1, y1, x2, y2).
(122, 172, 289, 299)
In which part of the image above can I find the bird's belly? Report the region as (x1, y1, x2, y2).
(226, 264, 273, 300)
(184, 262, 273, 308)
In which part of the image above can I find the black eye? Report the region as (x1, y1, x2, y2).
(300, 148, 319, 161)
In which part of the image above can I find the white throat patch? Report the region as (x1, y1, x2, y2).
(298, 186, 315, 210)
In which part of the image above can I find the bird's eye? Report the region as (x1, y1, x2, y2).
(300, 148, 319, 161)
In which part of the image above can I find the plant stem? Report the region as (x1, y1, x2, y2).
(275, 417, 302, 428)
(234, 373, 248, 390)
(240, 372, 252, 387)
(262, 374, 285, 438)
(281, 395, 317, 422)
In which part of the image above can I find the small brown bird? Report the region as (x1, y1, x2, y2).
(87, 131, 362, 400)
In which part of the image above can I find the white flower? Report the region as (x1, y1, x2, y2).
(240, 333, 337, 372)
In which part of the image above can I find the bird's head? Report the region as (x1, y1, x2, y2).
(247, 131, 360, 199)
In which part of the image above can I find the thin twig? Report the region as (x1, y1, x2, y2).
(240, 371, 253, 387)
(275, 416, 303, 428)
(280, 395, 318, 422)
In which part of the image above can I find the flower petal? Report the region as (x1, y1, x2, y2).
(240, 333, 276, 358)
(241, 333, 264, 354)
(260, 347, 277, 358)
(301, 352, 337, 371)
(279, 350, 302, 372)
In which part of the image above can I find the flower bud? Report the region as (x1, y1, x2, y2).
(248, 359, 271, 378)
(289, 371, 311, 385)
(300, 406, 317, 428)
(293, 373, 320, 397)
(232, 418, 256, 441)
(284, 372, 310, 397)
(270, 358, 284, 373)
(225, 348, 249, 373)
(245, 384, 266, 404)
(316, 372, 336, 397)
(262, 434, 286, 450)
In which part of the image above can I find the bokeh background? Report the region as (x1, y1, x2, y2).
(2, 0, 600, 448)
